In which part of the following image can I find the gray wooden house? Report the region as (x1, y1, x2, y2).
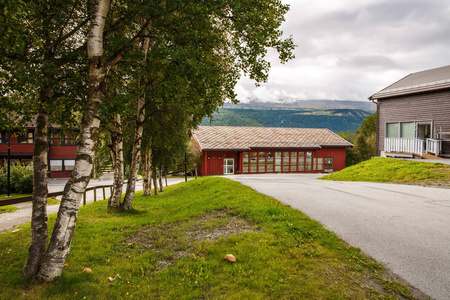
(368, 65, 450, 158)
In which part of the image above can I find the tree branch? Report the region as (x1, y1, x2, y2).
(105, 15, 159, 69)
(52, 16, 90, 50)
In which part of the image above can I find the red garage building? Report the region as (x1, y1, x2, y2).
(193, 126, 352, 176)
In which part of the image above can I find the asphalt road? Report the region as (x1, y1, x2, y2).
(229, 173, 450, 300)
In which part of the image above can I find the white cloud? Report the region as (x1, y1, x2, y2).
(235, 0, 450, 102)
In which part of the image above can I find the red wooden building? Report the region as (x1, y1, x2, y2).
(193, 126, 352, 176)
(0, 128, 78, 178)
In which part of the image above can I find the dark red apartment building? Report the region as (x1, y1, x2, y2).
(0, 127, 78, 178)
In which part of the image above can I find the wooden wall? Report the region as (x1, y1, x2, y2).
(377, 89, 450, 154)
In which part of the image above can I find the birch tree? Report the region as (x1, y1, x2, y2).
(1, 0, 88, 279)
(122, 28, 151, 209)
(108, 113, 124, 207)
(113, 0, 294, 208)
(36, 0, 111, 281)
(36, 1, 160, 279)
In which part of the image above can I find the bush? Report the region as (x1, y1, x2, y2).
(0, 163, 34, 194)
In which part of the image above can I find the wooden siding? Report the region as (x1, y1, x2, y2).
(377, 89, 450, 154)
(201, 147, 347, 176)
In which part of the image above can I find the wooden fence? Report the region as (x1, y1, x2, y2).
(0, 184, 113, 207)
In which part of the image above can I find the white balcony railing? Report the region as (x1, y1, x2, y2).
(426, 139, 441, 156)
(384, 138, 424, 156)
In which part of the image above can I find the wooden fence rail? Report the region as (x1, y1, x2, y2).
(0, 184, 114, 207)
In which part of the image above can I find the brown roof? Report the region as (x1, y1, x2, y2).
(369, 65, 450, 100)
(193, 126, 352, 150)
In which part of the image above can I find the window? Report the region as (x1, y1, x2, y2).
(51, 132, 62, 144)
(51, 131, 77, 145)
(325, 157, 334, 171)
(243, 152, 249, 173)
(50, 159, 75, 172)
(50, 160, 63, 171)
(0, 132, 8, 144)
(267, 152, 274, 172)
(275, 152, 282, 172)
(18, 131, 34, 144)
(386, 123, 399, 138)
(283, 152, 290, 172)
(401, 122, 414, 138)
(64, 135, 77, 145)
(305, 151, 312, 171)
(291, 152, 297, 172)
(298, 152, 305, 171)
(65, 160, 75, 171)
(250, 152, 257, 173)
(258, 152, 266, 172)
(313, 158, 324, 171)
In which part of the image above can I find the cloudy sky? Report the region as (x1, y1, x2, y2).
(235, 0, 450, 103)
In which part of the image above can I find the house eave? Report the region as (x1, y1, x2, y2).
(369, 84, 450, 100)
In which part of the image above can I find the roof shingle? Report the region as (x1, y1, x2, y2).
(369, 65, 450, 100)
(193, 126, 352, 150)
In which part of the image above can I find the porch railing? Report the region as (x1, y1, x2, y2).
(425, 139, 441, 156)
(384, 138, 424, 156)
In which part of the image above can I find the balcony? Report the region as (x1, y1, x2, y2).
(384, 138, 446, 157)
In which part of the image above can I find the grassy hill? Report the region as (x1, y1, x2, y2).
(202, 107, 372, 132)
(0, 177, 415, 299)
(321, 157, 450, 188)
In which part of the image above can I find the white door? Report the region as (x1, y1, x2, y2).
(223, 158, 234, 174)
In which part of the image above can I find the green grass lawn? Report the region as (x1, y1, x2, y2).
(0, 205, 19, 214)
(321, 157, 450, 187)
(0, 194, 30, 201)
(0, 195, 60, 215)
(0, 177, 415, 299)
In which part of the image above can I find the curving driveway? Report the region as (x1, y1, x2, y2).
(229, 173, 450, 300)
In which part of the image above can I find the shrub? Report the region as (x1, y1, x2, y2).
(0, 163, 34, 194)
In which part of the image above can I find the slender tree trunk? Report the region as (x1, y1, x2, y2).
(121, 30, 150, 209)
(21, 105, 49, 279)
(153, 171, 158, 195)
(142, 149, 152, 196)
(108, 113, 124, 207)
(165, 174, 167, 187)
(122, 96, 145, 209)
(158, 166, 163, 192)
(37, 0, 110, 281)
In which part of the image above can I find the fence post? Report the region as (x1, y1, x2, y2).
(94, 188, 97, 202)
(103, 187, 106, 200)
(83, 192, 86, 206)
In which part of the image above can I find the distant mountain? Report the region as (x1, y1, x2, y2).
(223, 99, 376, 111)
(201, 106, 373, 133)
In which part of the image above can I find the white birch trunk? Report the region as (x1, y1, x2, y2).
(122, 96, 145, 209)
(142, 149, 152, 196)
(108, 113, 124, 207)
(22, 107, 49, 279)
(37, 0, 110, 281)
(121, 30, 150, 209)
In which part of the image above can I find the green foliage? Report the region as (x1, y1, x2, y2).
(186, 139, 202, 171)
(337, 112, 377, 166)
(0, 0, 88, 131)
(321, 157, 450, 186)
(0, 163, 33, 194)
(0, 177, 413, 298)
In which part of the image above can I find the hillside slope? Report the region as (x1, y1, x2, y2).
(202, 107, 371, 132)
